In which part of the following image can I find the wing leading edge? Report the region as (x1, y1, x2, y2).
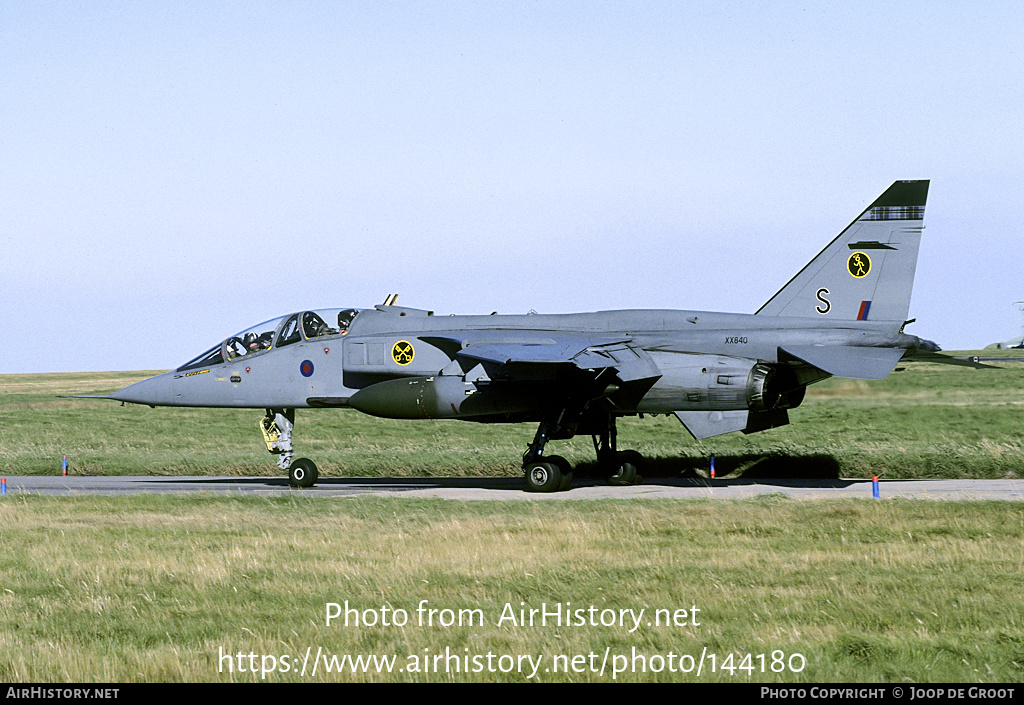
(426, 334, 663, 384)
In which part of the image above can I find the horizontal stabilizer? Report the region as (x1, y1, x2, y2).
(674, 409, 789, 440)
(779, 345, 905, 380)
(674, 410, 749, 439)
(901, 352, 1001, 369)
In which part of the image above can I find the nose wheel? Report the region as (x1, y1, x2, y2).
(288, 457, 319, 488)
(262, 408, 320, 488)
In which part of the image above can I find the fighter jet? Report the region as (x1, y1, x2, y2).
(86, 180, 950, 491)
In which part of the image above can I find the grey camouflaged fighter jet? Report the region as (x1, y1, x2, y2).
(90, 180, 951, 491)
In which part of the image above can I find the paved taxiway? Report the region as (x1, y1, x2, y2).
(5, 476, 1024, 500)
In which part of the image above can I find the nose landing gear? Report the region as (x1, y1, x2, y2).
(261, 408, 319, 488)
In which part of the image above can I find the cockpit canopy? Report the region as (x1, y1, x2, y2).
(177, 308, 360, 372)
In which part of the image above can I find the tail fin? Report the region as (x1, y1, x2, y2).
(756, 180, 929, 322)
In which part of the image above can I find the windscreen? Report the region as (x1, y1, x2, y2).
(175, 310, 358, 372)
(176, 315, 288, 372)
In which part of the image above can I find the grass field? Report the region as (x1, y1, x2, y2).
(0, 495, 1022, 682)
(1, 361, 1022, 682)
(2, 354, 1022, 480)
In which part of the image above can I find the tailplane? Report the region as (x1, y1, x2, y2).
(756, 180, 929, 322)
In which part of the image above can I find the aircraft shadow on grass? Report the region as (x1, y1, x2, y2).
(146, 452, 848, 493)
(554, 452, 846, 484)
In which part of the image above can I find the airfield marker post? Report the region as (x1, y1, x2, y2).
(1, 478, 5, 496)
(872, 476, 879, 499)
(710, 455, 716, 479)
(62, 455, 68, 476)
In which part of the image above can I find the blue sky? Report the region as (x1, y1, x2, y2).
(3, 1, 1022, 373)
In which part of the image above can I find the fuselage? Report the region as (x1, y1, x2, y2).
(106, 305, 919, 415)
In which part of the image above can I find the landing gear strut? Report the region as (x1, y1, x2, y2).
(261, 408, 319, 488)
(521, 411, 643, 492)
(592, 414, 644, 487)
(522, 417, 573, 492)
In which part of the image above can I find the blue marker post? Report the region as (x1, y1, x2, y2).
(62, 455, 68, 477)
(710, 455, 716, 480)
(872, 476, 879, 499)
(1, 478, 6, 496)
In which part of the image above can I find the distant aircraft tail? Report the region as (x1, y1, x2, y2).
(756, 180, 929, 322)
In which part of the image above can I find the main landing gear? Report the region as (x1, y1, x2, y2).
(522, 412, 644, 493)
(261, 408, 319, 488)
(257, 407, 639, 493)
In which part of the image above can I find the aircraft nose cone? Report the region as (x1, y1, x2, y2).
(108, 372, 176, 406)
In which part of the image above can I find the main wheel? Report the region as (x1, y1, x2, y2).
(289, 457, 319, 488)
(546, 455, 574, 492)
(524, 460, 563, 493)
(605, 450, 643, 486)
(606, 461, 637, 486)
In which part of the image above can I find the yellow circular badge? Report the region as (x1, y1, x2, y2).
(847, 252, 871, 278)
(391, 340, 415, 365)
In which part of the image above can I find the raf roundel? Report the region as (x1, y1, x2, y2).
(300, 360, 315, 377)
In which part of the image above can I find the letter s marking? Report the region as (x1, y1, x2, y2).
(815, 288, 831, 315)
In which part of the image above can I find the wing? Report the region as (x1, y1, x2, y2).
(450, 338, 658, 379)
(423, 332, 662, 405)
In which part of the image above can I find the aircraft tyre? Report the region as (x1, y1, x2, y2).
(289, 458, 319, 488)
(547, 455, 574, 492)
(524, 457, 572, 493)
(605, 451, 643, 486)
